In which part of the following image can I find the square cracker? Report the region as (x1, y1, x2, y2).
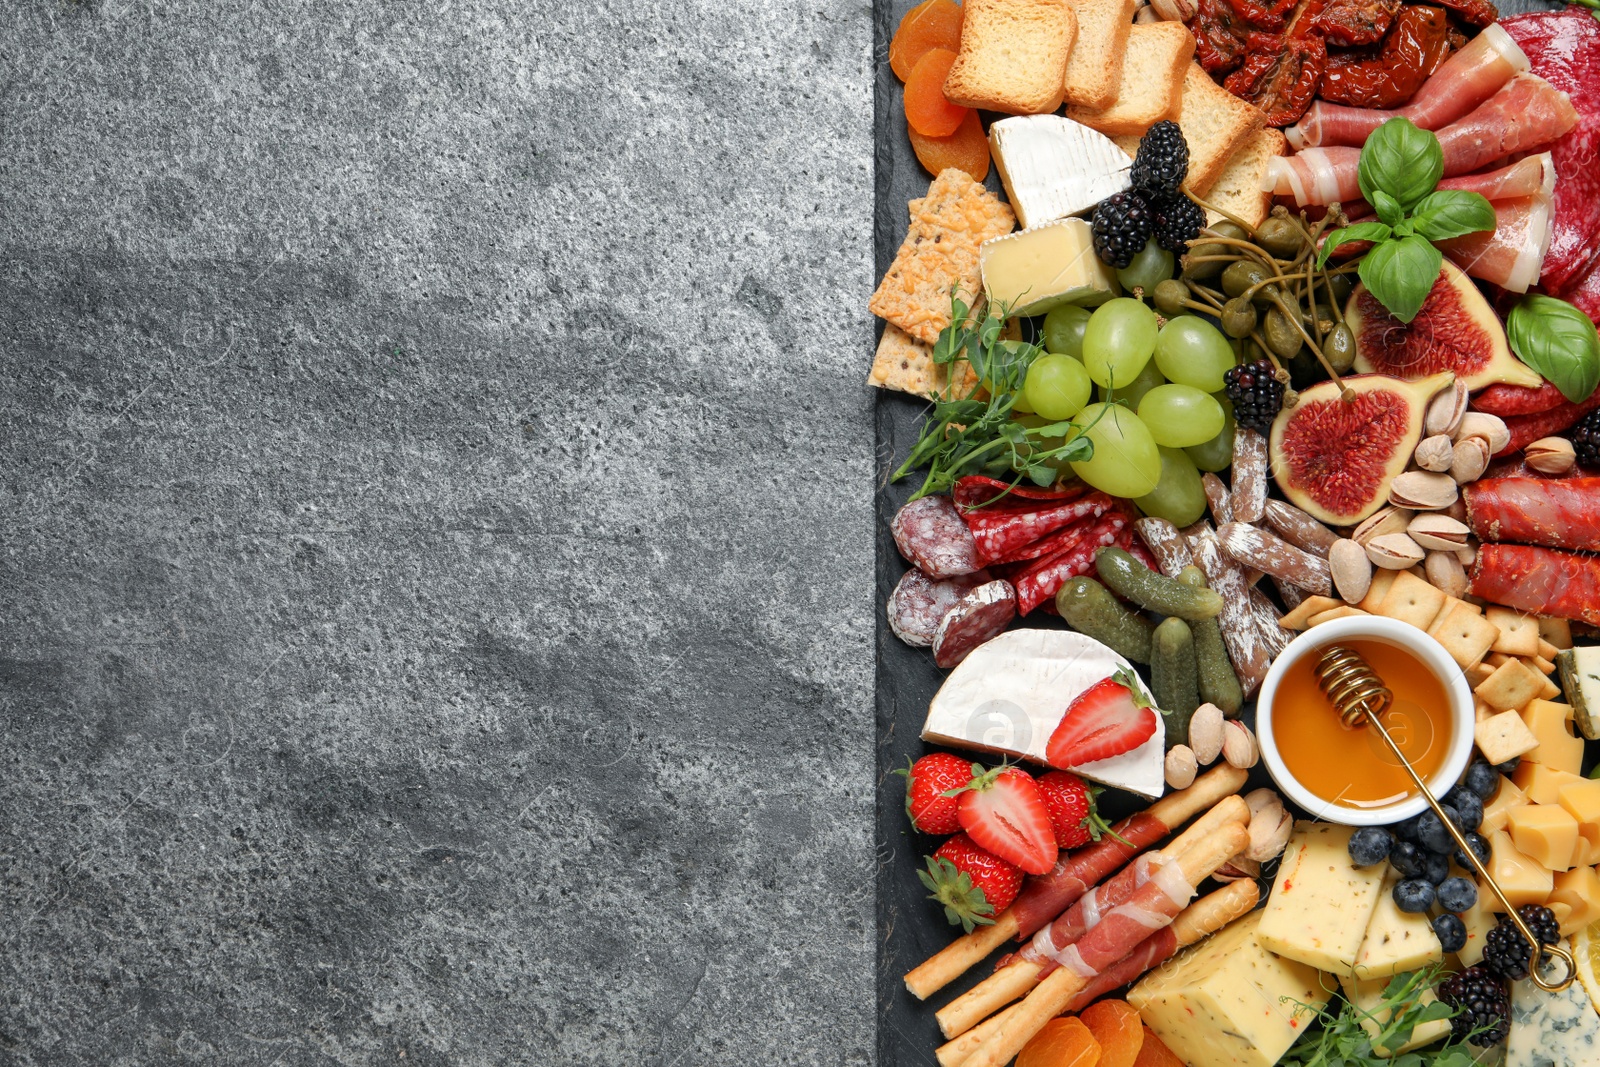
(1375, 572, 1446, 631)
(867, 324, 982, 400)
(1280, 595, 1342, 630)
(1429, 600, 1500, 670)
(869, 170, 1016, 345)
(1539, 617, 1574, 650)
(1358, 569, 1399, 614)
(1476, 710, 1540, 766)
(1475, 658, 1545, 712)
(1308, 606, 1367, 627)
(1487, 607, 1541, 658)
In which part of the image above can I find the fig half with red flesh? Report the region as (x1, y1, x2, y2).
(1346, 260, 1540, 392)
(1269, 372, 1455, 525)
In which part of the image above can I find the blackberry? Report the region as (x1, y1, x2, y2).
(1482, 904, 1561, 981)
(1131, 120, 1189, 197)
(1092, 192, 1154, 269)
(1574, 410, 1600, 468)
(1223, 359, 1285, 435)
(1150, 193, 1206, 253)
(1438, 965, 1510, 1046)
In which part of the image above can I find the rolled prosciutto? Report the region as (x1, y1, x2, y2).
(1438, 192, 1554, 293)
(1021, 852, 1190, 975)
(1007, 810, 1167, 938)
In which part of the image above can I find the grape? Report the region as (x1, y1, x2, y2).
(1082, 298, 1159, 390)
(1099, 358, 1165, 410)
(1135, 447, 1207, 526)
(1013, 387, 1037, 414)
(1069, 403, 1162, 498)
(1154, 315, 1237, 393)
(1024, 353, 1093, 420)
(1137, 384, 1226, 448)
(1184, 392, 1235, 472)
(1116, 237, 1175, 296)
(1042, 305, 1092, 359)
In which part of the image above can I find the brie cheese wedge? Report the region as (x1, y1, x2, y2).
(989, 115, 1133, 230)
(922, 628, 1166, 798)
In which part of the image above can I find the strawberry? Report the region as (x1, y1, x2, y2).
(896, 752, 973, 835)
(918, 833, 1023, 933)
(1036, 770, 1120, 849)
(951, 764, 1059, 875)
(1045, 667, 1159, 769)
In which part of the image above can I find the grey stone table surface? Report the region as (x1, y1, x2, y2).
(0, 2, 875, 1064)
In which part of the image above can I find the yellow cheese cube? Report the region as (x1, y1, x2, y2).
(1513, 761, 1586, 804)
(1507, 804, 1580, 871)
(1458, 895, 1500, 967)
(1573, 836, 1600, 868)
(1557, 779, 1600, 865)
(1482, 776, 1529, 835)
(1129, 911, 1330, 1067)
(1488, 829, 1555, 904)
(1338, 974, 1454, 1056)
(1258, 822, 1388, 976)
(1520, 698, 1585, 774)
(1352, 870, 1444, 980)
(1550, 866, 1600, 937)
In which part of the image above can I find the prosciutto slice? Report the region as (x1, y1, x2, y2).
(1287, 24, 1529, 149)
(1437, 152, 1555, 200)
(1018, 853, 1178, 972)
(1264, 146, 1363, 206)
(1007, 812, 1167, 938)
(1437, 192, 1554, 293)
(1469, 544, 1600, 627)
(1041, 867, 1196, 978)
(1568, 251, 1600, 328)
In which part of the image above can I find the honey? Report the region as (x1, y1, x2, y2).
(1270, 639, 1454, 809)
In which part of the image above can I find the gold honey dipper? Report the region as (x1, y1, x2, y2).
(1314, 644, 1576, 992)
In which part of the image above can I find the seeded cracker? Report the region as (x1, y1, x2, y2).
(867, 324, 981, 400)
(869, 169, 1015, 345)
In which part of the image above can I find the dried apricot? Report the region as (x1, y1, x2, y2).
(1017, 1016, 1103, 1067)
(1079, 1001, 1144, 1067)
(904, 48, 967, 137)
(908, 109, 989, 181)
(889, 0, 965, 82)
(1131, 1026, 1184, 1067)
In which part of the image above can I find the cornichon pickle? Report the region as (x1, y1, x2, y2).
(1094, 547, 1224, 620)
(1056, 576, 1155, 663)
(1151, 617, 1199, 747)
(1177, 566, 1245, 717)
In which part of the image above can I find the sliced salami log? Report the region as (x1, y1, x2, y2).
(892, 495, 980, 579)
(1498, 390, 1600, 456)
(952, 475, 1087, 510)
(887, 568, 992, 647)
(968, 494, 1114, 568)
(931, 580, 1018, 668)
(1472, 380, 1569, 418)
(1469, 543, 1600, 626)
(1013, 510, 1128, 616)
(1465, 476, 1600, 550)
(1134, 517, 1193, 579)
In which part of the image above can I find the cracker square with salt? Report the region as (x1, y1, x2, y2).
(1487, 607, 1541, 658)
(1475, 658, 1545, 712)
(1476, 710, 1540, 766)
(1428, 600, 1500, 670)
(1375, 572, 1446, 631)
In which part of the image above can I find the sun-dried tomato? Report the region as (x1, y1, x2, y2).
(1431, 0, 1496, 27)
(1191, 0, 1252, 74)
(1224, 32, 1327, 126)
(1319, 5, 1452, 109)
(1229, 0, 1300, 32)
(1313, 0, 1400, 46)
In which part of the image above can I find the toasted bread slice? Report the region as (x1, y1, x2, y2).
(1066, 22, 1195, 136)
(1061, 0, 1138, 110)
(1173, 63, 1265, 196)
(1202, 128, 1288, 229)
(943, 0, 1078, 115)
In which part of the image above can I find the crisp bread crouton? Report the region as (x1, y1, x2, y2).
(943, 0, 1077, 115)
(1066, 21, 1194, 136)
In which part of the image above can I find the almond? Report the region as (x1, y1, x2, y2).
(1407, 514, 1470, 552)
(1150, 0, 1197, 19)
(1450, 436, 1490, 483)
(1221, 721, 1258, 769)
(1188, 703, 1225, 764)
(1390, 470, 1458, 510)
(1426, 549, 1467, 598)
(1525, 437, 1576, 475)
(1413, 434, 1455, 472)
(1353, 506, 1413, 546)
(1367, 532, 1426, 569)
(1329, 538, 1372, 604)
(1454, 411, 1510, 454)
(1425, 380, 1469, 437)
(1165, 745, 1199, 789)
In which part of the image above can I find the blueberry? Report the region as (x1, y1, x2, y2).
(1424, 850, 1451, 885)
(1393, 814, 1421, 843)
(1432, 913, 1468, 953)
(1438, 875, 1479, 913)
(1390, 840, 1424, 878)
(1349, 827, 1394, 867)
(1447, 790, 1483, 831)
(1495, 756, 1522, 776)
(1394, 877, 1436, 914)
(1464, 760, 1500, 800)
(1454, 831, 1490, 871)
(1417, 808, 1458, 855)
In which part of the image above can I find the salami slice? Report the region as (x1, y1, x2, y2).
(891, 495, 980, 579)
(1465, 476, 1600, 550)
(931, 580, 1018, 668)
(1499, 390, 1600, 456)
(886, 568, 992, 648)
(1469, 543, 1600, 626)
(967, 494, 1115, 567)
(952, 475, 1086, 510)
(1471, 380, 1568, 418)
(1013, 511, 1128, 616)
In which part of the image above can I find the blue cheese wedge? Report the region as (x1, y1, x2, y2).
(1258, 822, 1388, 976)
(1507, 966, 1600, 1067)
(989, 115, 1133, 230)
(979, 219, 1119, 318)
(1556, 645, 1600, 740)
(921, 629, 1165, 798)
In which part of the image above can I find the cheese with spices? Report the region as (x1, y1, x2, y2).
(1352, 870, 1443, 979)
(1257, 821, 1387, 976)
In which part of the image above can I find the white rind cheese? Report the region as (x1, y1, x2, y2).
(989, 115, 1134, 230)
(1507, 966, 1600, 1067)
(979, 219, 1119, 318)
(922, 629, 1166, 798)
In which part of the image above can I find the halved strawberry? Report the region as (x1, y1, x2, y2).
(950, 764, 1058, 875)
(918, 833, 1023, 933)
(1036, 770, 1120, 850)
(897, 752, 974, 835)
(1045, 668, 1158, 769)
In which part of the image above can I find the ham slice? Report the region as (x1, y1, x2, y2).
(1437, 192, 1554, 293)
(1264, 146, 1363, 205)
(1287, 24, 1529, 149)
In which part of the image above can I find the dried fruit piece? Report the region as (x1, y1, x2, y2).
(905, 48, 968, 137)
(1080, 1000, 1144, 1067)
(1017, 1016, 1103, 1067)
(1225, 32, 1326, 127)
(1132, 1026, 1184, 1067)
(1347, 261, 1539, 391)
(1269, 372, 1453, 525)
(908, 109, 990, 181)
(889, 0, 965, 82)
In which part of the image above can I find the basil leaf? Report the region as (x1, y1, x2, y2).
(1410, 189, 1497, 242)
(1507, 294, 1600, 403)
(1316, 222, 1393, 267)
(1358, 235, 1441, 324)
(1358, 117, 1444, 212)
(1371, 189, 1405, 227)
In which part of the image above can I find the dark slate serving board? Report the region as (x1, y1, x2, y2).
(873, 3, 1572, 1062)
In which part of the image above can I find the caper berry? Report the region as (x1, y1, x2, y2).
(1264, 306, 1302, 359)
(1153, 279, 1190, 318)
(1325, 271, 1354, 305)
(1220, 297, 1258, 339)
(1255, 217, 1306, 259)
(1182, 222, 1250, 280)
(1221, 260, 1268, 298)
(1323, 322, 1356, 373)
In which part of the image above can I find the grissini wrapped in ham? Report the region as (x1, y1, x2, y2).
(902, 764, 1248, 1000)
(1465, 476, 1600, 550)
(1469, 544, 1600, 627)
(934, 880, 1261, 1067)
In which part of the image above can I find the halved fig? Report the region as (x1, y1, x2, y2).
(1269, 372, 1454, 526)
(1346, 260, 1540, 392)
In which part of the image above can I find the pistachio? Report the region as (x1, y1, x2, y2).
(1407, 514, 1470, 552)
(1134, 4, 1162, 22)
(1390, 470, 1459, 510)
(1525, 437, 1576, 475)
(1425, 380, 1469, 438)
(1426, 550, 1468, 598)
(1450, 436, 1491, 483)
(1353, 506, 1413, 546)
(1367, 532, 1426, 569)
(1454, 412, 1510, 454)
(1445, 497, 1468, 522)
(1188, 703, 1225, 764)
(1329, 538, 1373, 604)
(1165, 745, 1199, 789)
(1456, 540, 1477, 568)
(1221, 720, 1258, 769)
(1413, 434, 1455, 472)
(1243, 789, 1294, 862)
